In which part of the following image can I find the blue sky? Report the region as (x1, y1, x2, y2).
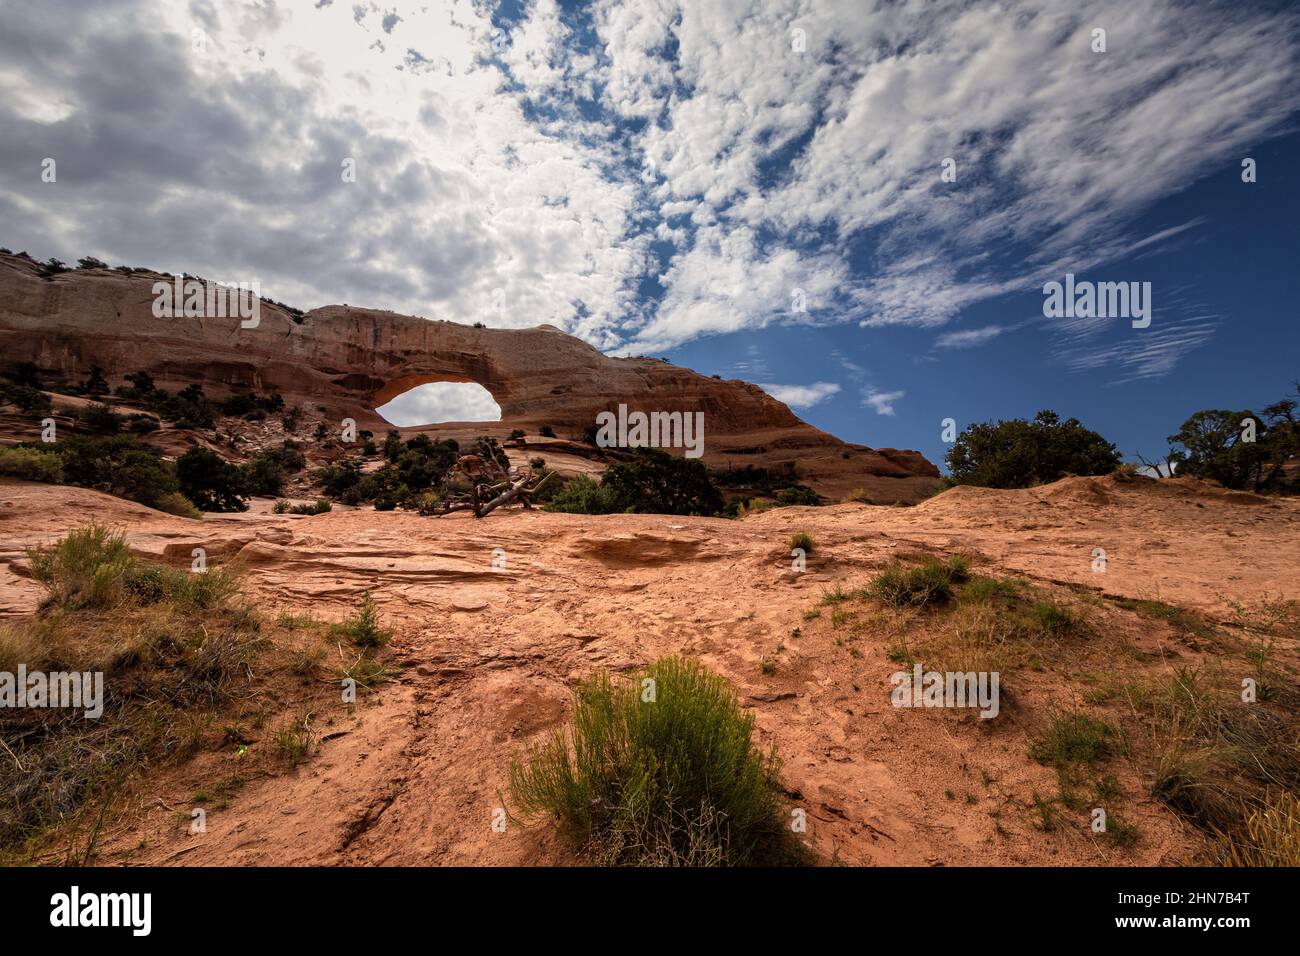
(665, 127, 1300, 469)
(2, 0, 1298, 469)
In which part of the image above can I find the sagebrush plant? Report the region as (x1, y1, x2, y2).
(868, 555, 969, 608)
(508, 656, 805, 866)
(0, 446, 63, 483)
(28, 523, 135, 610)
(330, 592, 390, 647)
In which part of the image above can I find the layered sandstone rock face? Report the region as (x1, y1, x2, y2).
(0, 253, 938, 500)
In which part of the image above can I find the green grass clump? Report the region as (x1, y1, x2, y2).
(1023, 599, 1078, 638)
(274, 713, 316, 765)
(508, 656, 804, 866)
(27, 523, 135, 610)
(963, 576, 1019, 604)
(289, 497, 332, 515)
(867, 556, 969, 608)
(788, 531, 814, 554)
(1029, 709, 1114, 769)
(330, 592, 390, 647)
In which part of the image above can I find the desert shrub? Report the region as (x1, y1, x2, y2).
(125, 413, 160, 434)
(945, 410, 1120, 488)
(27, 523, 135, 610)
(219, 388, 284, 418)
(0, 378, 52, 416)
(289, 498, 331, 515)
(508, 656, 801, 866)
(789, 531, 814, 554)
(543, 474, 620, 514)
(509, 429, 526, 441)
(330, 593, 389, 647)
(0, 447, 63, 483)
(1142, 667, 1300, 837)
(80, 365, 110, 397)
(962, 576, 1020, 604)
(176, 446, 248, 512)
(8, 362, 42, 388)
(324, 435, 457, 508)
(154, 491, 202, 519)
(1029, 710, 1114, 769)
(539, 425, 556, 438)
(867, 556, 969, 607)
(1023, 599, 1079, 638)
(114, 370, 156, 400)
(274, 714, 316, 766)
(240, 451, 287, 496)
(599, 448, 726, 516)
(76, 402, 124, 433)
(40, 434, 180, 509)
(775, 485, 821, 506)
(273, 499, 291, 514)
(146, 383, 217, 431)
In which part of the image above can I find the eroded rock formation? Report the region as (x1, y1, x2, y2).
(0, 253, 938, 500)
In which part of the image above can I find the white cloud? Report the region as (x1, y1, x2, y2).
(2, 0, 1296, 382)
(375, 382, 502, 426)
(935, 324, 1010, 349)
(862, 387, 904, 416)
(762, 381, 841, 409)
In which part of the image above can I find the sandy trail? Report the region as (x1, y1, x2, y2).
(2, 475, 1297, 866)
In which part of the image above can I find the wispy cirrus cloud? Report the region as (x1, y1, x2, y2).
(934, 324, 1012, 350)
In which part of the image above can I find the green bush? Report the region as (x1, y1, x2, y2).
(789, 531, 815, 554)
(0, 447, 63, 483)
(868, 556, 970, 607)
(945, 410, 1120, 488)
(0, 379, 52, 416)
(154, 491, 202, 519)
(508, 657, 800, 866)
(289, 498, 331, 515)
(775, 485, 821, 506)
(239, 451, 288, 496)
(149, 383, 217, 431)
(40, 434, 181, 510)
(330, 592, 389, 647)
(1029, 710, 1114, 769)
(28, 523, 135, 610)
(176, 447, 248, 512)
(601, 448, 726, 516)
(76, 402, 124, 433)
(543, 475, 620, 514)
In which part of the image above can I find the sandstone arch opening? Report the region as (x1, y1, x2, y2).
(374, 381, 502, 427)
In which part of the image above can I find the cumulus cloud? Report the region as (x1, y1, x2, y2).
(762, 381, 841, 409)
(1, 0, 1296, 382)
(862, 387, 904, 416)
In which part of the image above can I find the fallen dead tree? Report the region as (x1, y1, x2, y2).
(426, 450, 558, 518)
